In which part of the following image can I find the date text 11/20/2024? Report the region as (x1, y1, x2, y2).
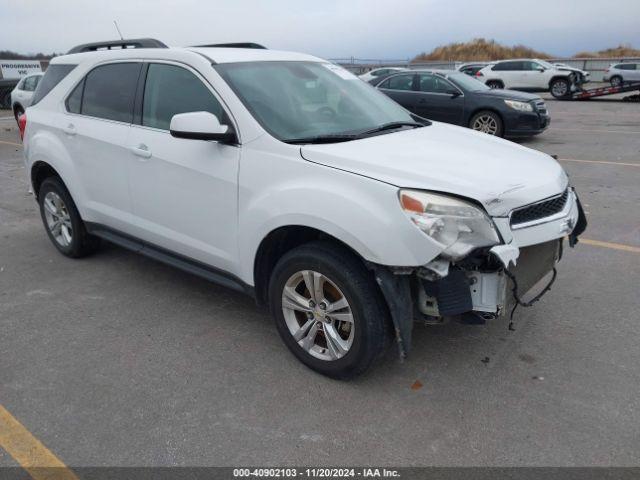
(232, 468, 401, 477)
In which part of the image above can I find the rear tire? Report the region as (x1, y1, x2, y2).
(38, 177, 100, 258)
(610, 76, 623, 87)
(14, 105, 24, 123)
(486, 80, 503, 89)
(268, 241, 391, 379)
(469, 110, 503, 137)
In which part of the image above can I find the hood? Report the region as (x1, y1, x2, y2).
(556, 66, 585, 74)
(474, 88, 540, 102)
(300, 123, 567, 217)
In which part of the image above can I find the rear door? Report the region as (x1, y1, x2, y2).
(126, 62, 240, 272)
(520, 61, 548, 89)
(413, 73, 464, 124)
(377, 73, 418, 112)
(628, 64, 640, 81)
(491, 61, 520, 88)
(62, 62, 141, 230)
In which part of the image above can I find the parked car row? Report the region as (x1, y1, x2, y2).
(19, 40, 586, 378)
(368, 69, 549, 138)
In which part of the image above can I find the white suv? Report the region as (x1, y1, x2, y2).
(21, 39, 586, 379)
(603, 63, 640, 87)
(477, 59, 586, 98)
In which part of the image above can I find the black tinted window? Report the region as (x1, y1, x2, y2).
(493, 61, 521, 71)
(617, 64, 636, 70)
(66, 81, 84, 114)
(142, 63, 224, 130)
(385, 74, 414, 91)
(31, 65, 76, 105)
(418, 74, 455, 94)
(82, 63, 141, 123)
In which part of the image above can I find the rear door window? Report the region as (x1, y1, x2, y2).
(141, 63, 224, 130)
(81, 63, 142, 123)
(384, 74, 415, 91)
(31, 65, 76, 105)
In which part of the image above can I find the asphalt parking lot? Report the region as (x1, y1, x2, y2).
(1, 96, 639, 469)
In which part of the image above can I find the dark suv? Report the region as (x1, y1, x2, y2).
(374, 70, 549, 138)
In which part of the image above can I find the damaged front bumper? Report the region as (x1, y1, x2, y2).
(374, 188, 587, 359)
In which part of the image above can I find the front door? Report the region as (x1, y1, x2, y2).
(126, 62, 240, 273)
(413, 73, 465, 125)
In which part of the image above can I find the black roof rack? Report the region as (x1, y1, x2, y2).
(192, 42, 267, 50)
(67, 38, 168, 54)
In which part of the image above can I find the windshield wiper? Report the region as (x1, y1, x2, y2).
(283, 133, 360, 145)
(283, 121, 427, 144)
(358, 121, 425, 137)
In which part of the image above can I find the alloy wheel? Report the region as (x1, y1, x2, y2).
(472, 115, 499, 135)
(551, 81, 568, 97)
(43, 191, 73, 247)
(281, 270, 354, 361)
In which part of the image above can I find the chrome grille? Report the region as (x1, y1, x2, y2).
(510, 189, 569, 227)
(534, 100, 547, 115)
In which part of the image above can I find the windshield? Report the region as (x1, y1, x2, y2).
(214, 61, 416, 142)
(536, 60, 554, 69)
(446, 72, 490, 91)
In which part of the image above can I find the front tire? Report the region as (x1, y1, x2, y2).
(610, 76, 623, 87)
(469, 110, 503, 137)
(550, 78, 570, 99)
(38, 177, 100, 258)
(268, 241, 390, 379)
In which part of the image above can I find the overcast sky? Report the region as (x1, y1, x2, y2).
(2, 0, 639, 59)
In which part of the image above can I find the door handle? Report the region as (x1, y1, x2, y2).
(130, 144, 152, 159)
(62, 124, 76, 136)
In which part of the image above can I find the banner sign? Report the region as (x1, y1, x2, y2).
(0, 60, 42, 79)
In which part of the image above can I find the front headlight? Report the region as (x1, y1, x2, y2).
(504, 99, 534, 112)
(399, 190, 500, 260)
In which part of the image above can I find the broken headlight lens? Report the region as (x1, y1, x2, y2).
(399, 190, 500, 260)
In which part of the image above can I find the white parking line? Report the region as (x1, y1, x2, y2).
(559, 158, 639, 167)
(552, 128, 640, 135)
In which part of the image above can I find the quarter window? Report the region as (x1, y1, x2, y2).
(81, 63, 141, 123)
(66, 81, 84, 114)
(31, 64, 76, 106)
(142, 63, 224, 130)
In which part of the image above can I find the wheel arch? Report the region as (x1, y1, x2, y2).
(12, 102, 24, 116)
(485, 79, 504, 88)
(468, 107, 504, 132)
(253, 225, 366, 306)
(548, 75, 570, 89)
(31, 161, 65, 200)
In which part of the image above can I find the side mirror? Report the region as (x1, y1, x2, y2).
(448, 90, 462, 97)
(169, 111, 237, 143)
(536, 66, 545, 72)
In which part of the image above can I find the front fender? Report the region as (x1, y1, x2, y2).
(237, 145, 443, 285)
